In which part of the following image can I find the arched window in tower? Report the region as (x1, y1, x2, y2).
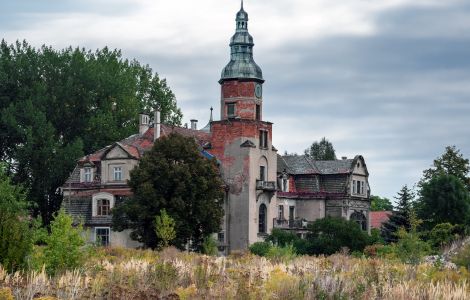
(259, 204, 267, 233)
(350, 211, 367, 231)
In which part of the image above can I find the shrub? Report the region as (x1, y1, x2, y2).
(266, 244, 297, 262)
(266, 228, 300, 247)
(428, 223, 460, 251)
(0, 211, 32, 272)
(31, 209, 86, 274)
(154, 209, 176, 248)
(249, 241, 272, 257)
(306, 217, 370, 255)
(452, 242, 470, 270)
(201, 235, 218, 256)
(393, 227, 430, 265)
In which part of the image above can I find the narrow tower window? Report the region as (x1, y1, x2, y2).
(227, 103, 235, 117)
(259, 204, 267, 234)
(256, 105, 260, 121)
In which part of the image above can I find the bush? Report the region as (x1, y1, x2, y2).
(266, 228, 300, 247)
(428, 223, 460, 251)
(452, 242, 470, 270)
(30, 209, 86, 274)
(0, 211, 32, 272)
(201, 235, 218, 256)
(306, 217, 370, 255)
(249, 242, 272, 257)
(393, 226, 430, 265)
(266, 244, 297, 262)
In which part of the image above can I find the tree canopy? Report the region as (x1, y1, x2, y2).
(112, 133, 224, 250)
(304, 137, 336, 160)
(416, 174, 470, 230)
(370, 195, 393, 211)
(420, 146, 470, 191)
(0, 40, 182, 223)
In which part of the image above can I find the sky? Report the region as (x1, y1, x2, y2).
(2, 0, 469, 201)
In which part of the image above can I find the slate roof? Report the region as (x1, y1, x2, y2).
(279, 155, 357, 175)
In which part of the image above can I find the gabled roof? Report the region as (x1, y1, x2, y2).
(77, 124, 211, 164)
(278, 155, 367, 176)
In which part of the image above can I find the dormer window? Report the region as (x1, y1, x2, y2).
(113, 166, 122, 181)
(84, 167, 92, 182)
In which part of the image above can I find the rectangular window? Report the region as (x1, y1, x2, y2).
(113, 166, 122, 181)
(353, 180, 357, 194)
(256, 104, 261, 121)
(259, 130, 268, 148)
(97, 199, 111, 216)
(282, 178, 288, 192)
(356, 180, 361, 195)
(218, 232, 225, 243)
(361, 181, 365, 195)
(227, 103, 235, 117)
(289, 206, 295, 220)
(84, 167, 92, 182)
(278, 205, 284, 220)
(259, 166, 266, 181)
(95, 227, 110, 246)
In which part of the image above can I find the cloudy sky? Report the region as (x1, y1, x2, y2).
(2, 0, 469, 201)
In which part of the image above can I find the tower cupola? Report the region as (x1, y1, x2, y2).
(220, 1, 263, 83)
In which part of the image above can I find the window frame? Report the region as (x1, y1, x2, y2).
(96, 198, 111, 216)
(113, 166, 123, 181)
(227, 103, 236, 117)
(259, 130, 268, 149)
(84, 167, 92, 183)
(95, 227, 110, 246)
(278, 205, 284, 220)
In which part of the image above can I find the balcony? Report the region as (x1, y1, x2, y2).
(256, 180, 276, 191)
(273, 218, 311, 229)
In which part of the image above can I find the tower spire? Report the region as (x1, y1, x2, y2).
(241, 0, 243, 10)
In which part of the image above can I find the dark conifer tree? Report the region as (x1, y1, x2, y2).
(381, 185, 414, 243)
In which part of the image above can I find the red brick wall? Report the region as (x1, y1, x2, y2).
(221, 80, 262, 120)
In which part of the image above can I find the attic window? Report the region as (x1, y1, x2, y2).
(357, 162, 360, 168)
(84, 167, 92, 182)
(113, 166, 123, 181)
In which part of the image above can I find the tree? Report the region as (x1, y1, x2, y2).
(304, 137, 336, 160)
(306, 217, 370, 255)
(31, 209, 86, 275)
(112, 133, 224, 250)
(0, 165, 32, 272)
(0, 40, 182, 224)
(392, 212, 430, 265)
(154, 209, 176, 248)
(420, 146, 470, 191)
(381, 185, 414, 243)
(416, 174, 470, 230)
(370, 195, 393, 211)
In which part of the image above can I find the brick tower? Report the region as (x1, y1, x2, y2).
(210, 1, 277, 253)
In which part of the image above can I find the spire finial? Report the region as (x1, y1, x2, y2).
(241, 0, 243, 10)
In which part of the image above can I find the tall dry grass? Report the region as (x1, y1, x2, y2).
(0, 247, 468, 299)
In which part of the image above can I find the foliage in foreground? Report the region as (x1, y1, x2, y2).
(112, 133, 225, 250)
(1, 247, 469, 299)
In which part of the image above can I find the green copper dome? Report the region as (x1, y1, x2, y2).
(220, 2, 264, 83)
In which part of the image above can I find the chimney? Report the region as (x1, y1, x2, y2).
(190, 119, 198, 130)
(154, 110, 161, 141)
(342, 156, 347, 160)
(139, 113, 150, 135)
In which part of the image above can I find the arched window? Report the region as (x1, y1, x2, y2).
(97, 199, 111, 216)
(259, 204, 267, 233)
(350, 211, 367, 231)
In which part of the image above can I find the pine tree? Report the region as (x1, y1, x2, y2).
(304, 137, 336, 160)
(381, 185, 414, 243)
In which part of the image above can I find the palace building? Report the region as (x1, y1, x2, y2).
(62, 3, 371, 253)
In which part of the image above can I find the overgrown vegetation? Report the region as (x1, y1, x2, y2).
(1, 247, 469, 299)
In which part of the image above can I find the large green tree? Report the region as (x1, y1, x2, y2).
(304, 137, 336, 160)
(370, 195, 393, 211)
(416, 175, 470, 230)
(420, 146, 470, 191)
(0, 40, 182, 223)
(112, 133, 224, 250)
(381, 185, 414, 243)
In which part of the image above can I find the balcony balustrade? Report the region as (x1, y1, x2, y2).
(256, 180, 276, 191)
